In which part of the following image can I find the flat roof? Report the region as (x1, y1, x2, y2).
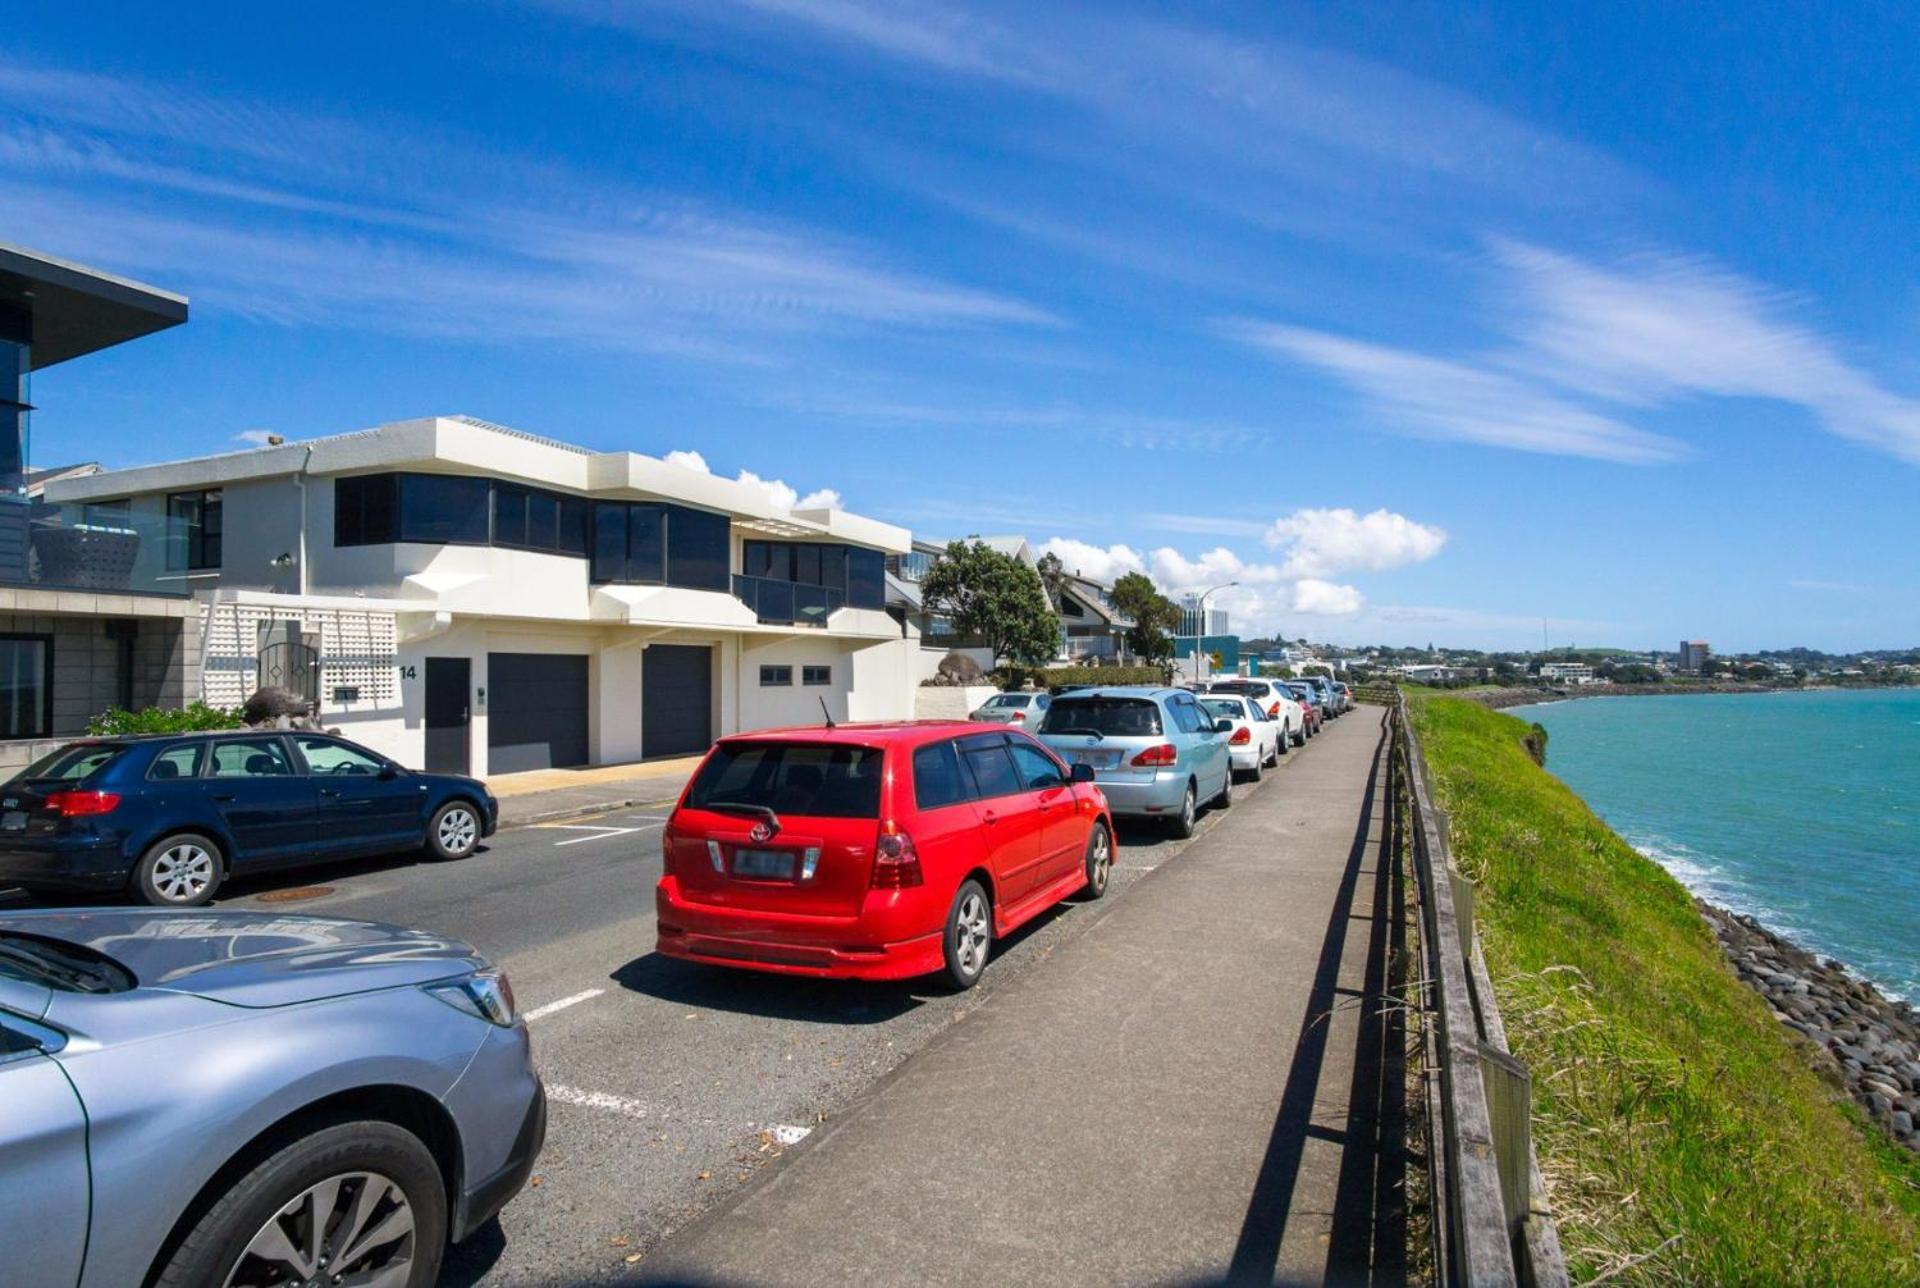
(0, 241, 188, 369)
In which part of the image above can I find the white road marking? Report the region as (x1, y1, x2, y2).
(547, 1084, 655, 1119)
(768, 1124, 812, 1146)
(540, 823, 662, 846)
(524, 987, 605, 1021)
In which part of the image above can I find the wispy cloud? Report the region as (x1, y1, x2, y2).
(1786, 578, 1884, 595)
(779, 395, 1263, 452)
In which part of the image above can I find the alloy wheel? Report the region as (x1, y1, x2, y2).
(954, 890, 990, 977)
(1088, 827, 1111, 893)
(224, 1170, 416, 1288)
(437, 807, 478, 853)
(1181, 787, 1196, 831)
(153, 844, 216, 903)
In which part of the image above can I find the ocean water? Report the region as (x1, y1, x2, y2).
(1511, 688, 1920, 1002)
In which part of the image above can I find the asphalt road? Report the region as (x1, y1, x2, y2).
(0, 726, 1342, 1286)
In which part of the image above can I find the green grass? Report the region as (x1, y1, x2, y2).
(1408, 694, 1920, 1284)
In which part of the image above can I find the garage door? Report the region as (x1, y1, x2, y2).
(487, 653, 589, 773)
(643, 644, 712, 758)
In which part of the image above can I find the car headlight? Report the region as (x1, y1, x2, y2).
(426, 969, 518, 1027)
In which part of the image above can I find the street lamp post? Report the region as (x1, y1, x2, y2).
(1193, 581, 1237, 685)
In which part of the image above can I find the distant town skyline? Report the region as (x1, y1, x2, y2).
(5, 3, 1918, 650)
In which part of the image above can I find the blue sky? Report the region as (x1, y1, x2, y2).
(6, 1, 1919, 650)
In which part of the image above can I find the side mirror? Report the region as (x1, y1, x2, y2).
(1069, 762, 1096, 784)
(1213, 718, 1235, 734)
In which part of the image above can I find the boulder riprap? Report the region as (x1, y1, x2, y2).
(1701, 901, 1920, 1153)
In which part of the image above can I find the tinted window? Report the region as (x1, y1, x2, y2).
(665, 505, 729, 591)
(912, 740, 973, 810)
(399, 475, 490, 544)
(802, 665, 831, 686)
(760, 665, 792, 686)
(558, 497, 590, 556)
(686, 742, 884, 818)
(167, 489, 223, 570)
(209, 738, 294, 778)
(334, 474, 398, 546)
(296, 736, 384, 775)
(493, 484, 529, 548)
(1202, 698, 1249, 722)
(1170, 697, 1207, 734)
(0, 636, 49, 739)
(959, 737, 1023, 799)
(847, 548, 885, 609)
(1039, 697, 1162, 737)
(592, 503, 628, 582)
(629, 506, 665, 581)
(20, 743, 122, 782)
(986, 695, 1031, 708)
(1007, 741, 1066, 790)
(147, 744, 203, 780)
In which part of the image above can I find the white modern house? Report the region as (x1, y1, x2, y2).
(47, 416, 917, 776)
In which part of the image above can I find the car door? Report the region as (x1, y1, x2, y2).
(0, 1014, 89, 1288)
(203, 735, 319, 865)
(293, 735, 426, 856)
(955, 733, 1046, 903)
(1170, 693, 1229, 798)
(1006, 737, 1080, 887)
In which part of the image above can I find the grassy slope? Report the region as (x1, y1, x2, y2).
(1409, 694, 1920, 1284)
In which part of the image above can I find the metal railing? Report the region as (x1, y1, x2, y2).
(0, 501, 197, 597)
(1392, 694, 1568, 1287)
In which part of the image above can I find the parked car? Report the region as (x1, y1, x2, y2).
(0, 908, 544, 1288)
(1203, 679, 1304, 745)
(657, 722, 1115, 990)
(1332, 681, 1355, 712)
(1036, 686, 1233, 837)
(1200, 694, 1283, 781)
(969, 692, 1052, 726)
(1282, 682, 1323, 737)
(1297, 675, 1342, 718)
(0, 731, 498, 907)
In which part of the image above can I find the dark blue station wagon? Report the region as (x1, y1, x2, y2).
(0, 731, 497, 905)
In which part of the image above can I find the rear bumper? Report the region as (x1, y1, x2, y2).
(1086, 770, 1190, 817)
(1228, 745, 1262, 771)
(655, 878, 946, 980)
(0, 834, 130, 892)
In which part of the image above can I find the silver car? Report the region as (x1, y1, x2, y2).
(0, 908, 544, 1288)
(970, 691, 1052, 727)
(1036, 686, 1232, 837)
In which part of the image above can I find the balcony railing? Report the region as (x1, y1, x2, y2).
(0, 501, 196, 597)
(733, 573, 844, 627)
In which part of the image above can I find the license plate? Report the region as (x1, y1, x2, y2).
(731, 848, 795, 880)
(1, 811, 25, 832)
(1074, 750, 1120, 769)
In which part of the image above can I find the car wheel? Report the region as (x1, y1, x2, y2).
(942, 878, 993, 990)
(1169, 782, 1197, 839)
(1080, 822, 1112, 900)
(152, 1118, 447, 1288)
(1246, 751, 1262, 782)
(132, 833, 223, 907)
(426, 801, 481, 860)
(1216, 767, 1234, 809)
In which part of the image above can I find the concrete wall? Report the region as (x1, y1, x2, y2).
(914, 684, 1001, 721)
(0, 606, 198, 774)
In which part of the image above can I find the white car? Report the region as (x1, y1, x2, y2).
(969, 691, 1051, 726)
(1201, 693, 1284, 781)
(1205, 679, 1304, 747)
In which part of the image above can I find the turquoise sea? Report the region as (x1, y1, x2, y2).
(1512, 688, 1920, 1002)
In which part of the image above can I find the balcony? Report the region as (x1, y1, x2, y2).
(732, 573, 844, 627)
(0, 501, 195, 597)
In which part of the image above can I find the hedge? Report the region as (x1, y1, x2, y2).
(87, 702, 247, 735)
(999, 664, 1167, 690)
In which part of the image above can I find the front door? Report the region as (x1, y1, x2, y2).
(0, 1029, 89, 1288)
(424, 658, 471, 775)
(203, 735, 318, 864)
(294, 735, 425, 856)
(1006, 739, 1080, 886)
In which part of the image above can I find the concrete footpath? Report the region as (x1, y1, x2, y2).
(639, 709, 1407, 1287)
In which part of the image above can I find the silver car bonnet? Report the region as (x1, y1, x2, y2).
(0, 908, 487, 1010)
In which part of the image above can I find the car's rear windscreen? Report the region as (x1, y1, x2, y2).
(16, 743, 125, 784)
(987, 694, 1031, 707)
(1202, 699, 1250, 721)
(1039, 697, 1162, 738)
(686, 742, 885, 819)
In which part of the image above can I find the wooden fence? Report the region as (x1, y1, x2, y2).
(1391, 694, 1569, 1287)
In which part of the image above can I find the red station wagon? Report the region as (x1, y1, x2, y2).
(656, 722, 1116, 989)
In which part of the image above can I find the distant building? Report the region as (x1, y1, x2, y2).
(1177, 595, 1229, 639)
(1538, 661, 1596, 684)
(1679, 639, 1710, 670)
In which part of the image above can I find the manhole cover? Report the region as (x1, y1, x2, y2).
(256, 886, 335, 903)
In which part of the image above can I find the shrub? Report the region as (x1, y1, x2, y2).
(87, 702, 247, 736)
(1011, 664, 1165, 691)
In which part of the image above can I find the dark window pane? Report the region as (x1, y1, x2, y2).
(167, 490, 222, 570)
(628, 506, 665, 582)
(558, 497, 589, 555)
(1008, 741, 1066, 790)
(847, 548, 884, 609)
(592, 503, 627, 582)
(685, 741, 884, 819)
(336, 474, 397, 547)
(0, 637, 51, 738)
(959, 738, 1022, 800)
(1039, 697, 1162, 738)
(793, 544, 822, 587)
(665, 505, 729, 591)
(526, 491, 559, 551)
(398, 474, 491, 544)
(21, 741, 120, 781)
(912, 740, 971, 810)
(819, 546, 848, 595)
(802, 664, 831, 686)
(493, 485, 529, 548)
(759, 664, 792, 686)
(742, 540, 782, 580)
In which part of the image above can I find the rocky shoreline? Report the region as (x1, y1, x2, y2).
(1699, 902, 1920, 1153)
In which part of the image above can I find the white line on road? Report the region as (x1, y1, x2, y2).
(768, 1124, 812, 1146)
(523, 988, 606, 1021)
(547, 1084, 655, 1120)
(540, 823, 662, 846)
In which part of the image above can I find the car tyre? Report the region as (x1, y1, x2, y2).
(1168, 781, 1198, 839)
(426, 801, 482, 860)
(152, 1118, 447, 1288)
(1080, 822, 1112, 900)
(1246, 751, 1263, 782)
(132, 833, 223, 907)
(1216, 768, 1234, 809)
(942, 878, 993, 990)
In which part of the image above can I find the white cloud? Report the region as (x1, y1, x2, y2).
(1036, 537, 1145, 583)
(661, 449, 840, 512)
(233, 429, 278, 447)
(1290, 579, 1366, 615)
(1264, 507, 1447, 578)
(1037, 536, 1369, 633)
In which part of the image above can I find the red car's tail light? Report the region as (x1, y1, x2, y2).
(871, 828, 924, 889)
(1130, 743, 1178, 767)
(1229, 727, 1251, 745)
(45, 789, 120, 817)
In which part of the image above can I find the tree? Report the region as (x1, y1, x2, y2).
(1109, 571, 1182, 665)
(1035, 551, 1071, 610)
(920, 540, 1059, 668)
